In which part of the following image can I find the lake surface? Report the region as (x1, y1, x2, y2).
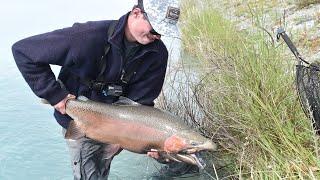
(0, 1, 216, 178)
(0, 37, 216, 180)
(0, 60, 188, 179)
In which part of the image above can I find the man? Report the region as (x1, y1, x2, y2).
(12, 0, 194, 179)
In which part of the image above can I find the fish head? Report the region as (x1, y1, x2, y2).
(162, 131, 217, 168)
(164, 130, 217, 154)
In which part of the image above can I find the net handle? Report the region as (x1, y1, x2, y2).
(276, 27, 309, 66)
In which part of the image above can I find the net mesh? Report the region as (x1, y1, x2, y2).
(296, 63, 320, 134)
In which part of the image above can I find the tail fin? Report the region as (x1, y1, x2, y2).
(40, 98, 50, 104)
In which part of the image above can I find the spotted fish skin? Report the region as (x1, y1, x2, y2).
(65, 97, 217, 167)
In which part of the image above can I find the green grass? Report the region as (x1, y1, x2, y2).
(180, 0, 320, 178)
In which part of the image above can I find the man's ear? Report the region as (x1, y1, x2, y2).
(131, 7, 142, 17)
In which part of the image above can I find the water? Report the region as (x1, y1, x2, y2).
(0, 1, 215, 179)
(0, 1, 164, 178)
(0, 59, 167, 179)
(0, 48, 213, 180)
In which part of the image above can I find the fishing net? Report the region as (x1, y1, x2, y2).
(277, 28, 320, 134)
(296, 63, 320, 134)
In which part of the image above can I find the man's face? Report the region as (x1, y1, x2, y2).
(128, 8, 161, 45)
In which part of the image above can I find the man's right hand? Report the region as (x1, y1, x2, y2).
(147, 149, 171, 163)
(147, 150, 160, 159)
(54, 94, 76, 114)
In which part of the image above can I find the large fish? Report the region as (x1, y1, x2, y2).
(64, 96, 217, 168)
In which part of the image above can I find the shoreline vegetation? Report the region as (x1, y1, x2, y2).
(160, 0, 320, 178)
(297, 0, 320, 9)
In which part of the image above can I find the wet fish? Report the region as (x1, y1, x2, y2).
(64, 96, 217, 168)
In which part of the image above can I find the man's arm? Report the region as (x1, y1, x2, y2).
(12, 27, 79, 106)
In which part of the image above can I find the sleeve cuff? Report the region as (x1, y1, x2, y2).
(46, 88, 70, 106)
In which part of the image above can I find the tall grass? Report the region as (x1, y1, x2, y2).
(180, 0, 320, 178)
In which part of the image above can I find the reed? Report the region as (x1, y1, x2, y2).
(296, 0, 320, 9)
(173, 0, 320, 178)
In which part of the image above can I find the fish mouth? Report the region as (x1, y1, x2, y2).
(167, 152, 207, 169)
(161, 141, 217, 169)
(172, 141, 217, 169)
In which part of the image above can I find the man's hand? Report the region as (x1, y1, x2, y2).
(54, 94, 76, 114)
(147, 150, 160, 159)
(147, 149, 171, 163)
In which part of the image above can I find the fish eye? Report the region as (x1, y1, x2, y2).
(191, 142, 199, 146)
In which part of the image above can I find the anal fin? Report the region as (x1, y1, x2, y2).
(102, 144, 122, 159)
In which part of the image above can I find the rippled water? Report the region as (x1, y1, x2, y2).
(0, 60, 215, 180)
(0, 60, 167, 179)
(0, 46, 215, 179)
(0, 1, 214, 177)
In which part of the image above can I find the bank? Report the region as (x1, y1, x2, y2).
(177, 0, 320, 178)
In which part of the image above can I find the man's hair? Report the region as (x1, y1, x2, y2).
(132, 5, 139, 9)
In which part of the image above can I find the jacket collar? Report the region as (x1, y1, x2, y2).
(108, 12, 160, 54)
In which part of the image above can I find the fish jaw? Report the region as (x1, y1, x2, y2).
(159, 152, 207, 169)
(176, 153, 207, 169)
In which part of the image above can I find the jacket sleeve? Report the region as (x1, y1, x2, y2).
(126, 48, 168, 106)
(12, 27, 77, 105)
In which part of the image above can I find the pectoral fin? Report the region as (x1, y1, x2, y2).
(64, 120, 85, 140)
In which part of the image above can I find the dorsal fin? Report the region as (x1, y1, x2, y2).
(77, 96, 89, 102)
(112, 96, 141, 106)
